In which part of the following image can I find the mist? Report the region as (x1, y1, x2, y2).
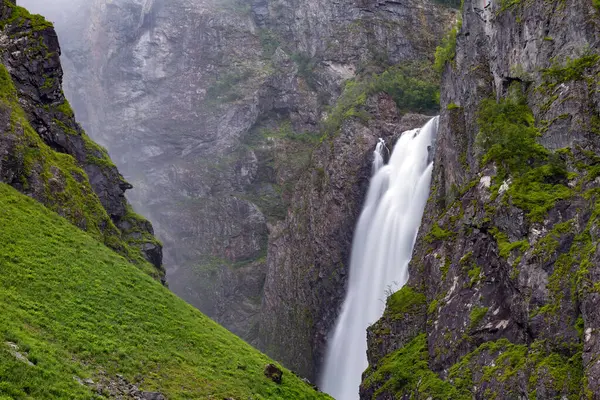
(18, 0, 81, 25)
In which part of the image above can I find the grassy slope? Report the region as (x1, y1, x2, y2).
(0, 183, 329, 399)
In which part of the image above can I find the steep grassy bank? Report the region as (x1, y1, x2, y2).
(0, 183, 329, 399)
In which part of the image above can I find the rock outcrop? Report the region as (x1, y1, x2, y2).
(362, 0, 600, 398)
(22, 0, 457, 380)
(0, 0, 163, 279)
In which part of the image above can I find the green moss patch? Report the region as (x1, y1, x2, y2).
(469, 306, 489, 329)
(491, 228, 529, 259)
(533, 220, 574, 262)
(448, 338, 583, 399)
(55, 99, 75, 119)
(362, 334, 467, 399)
(477, 85, 572, 222)
(386, 286, 427, 318)
(542, 53, 599, 87)
(425, 223, 456, 242)
(0, 1, 53, 32)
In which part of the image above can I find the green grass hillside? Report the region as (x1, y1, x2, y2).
(0, 183, 329, 399)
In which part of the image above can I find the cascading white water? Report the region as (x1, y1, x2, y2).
(320, 116, 439, 400)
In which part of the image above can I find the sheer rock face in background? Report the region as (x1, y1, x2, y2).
(362, 0, 600, 398)
(0, 0, 163, 277)
(19, 0, 456, 379)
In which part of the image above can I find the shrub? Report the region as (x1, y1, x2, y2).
(476, 89, 547, 176)
(542, 53, 599, 85)
(434, 19, 461, 74)
(370, 65, 440, 113)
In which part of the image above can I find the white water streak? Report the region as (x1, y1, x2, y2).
(321, 116, 439, 400)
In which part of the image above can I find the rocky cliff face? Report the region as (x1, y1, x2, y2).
(0, 0, 163, 279)
(20, 0, 457, 380)
(362, 0, 600, 398)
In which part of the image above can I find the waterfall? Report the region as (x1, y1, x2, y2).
(320, 116, 438, 400)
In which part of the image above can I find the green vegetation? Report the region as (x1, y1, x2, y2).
(449, 339, 527, 391)
(434, 18, 461, 74)
(386, 286, 426, 317)
(362, 334, 467, 399)
(258, 121, 321, 145)
(322, 62, 440, 137)
(0, 1, 53, 32)
(509, 162, 572, 222)
(82, 134, 118, 170)
(368, 334, 584, 399)
(528, 349, 583, 398)
(428, 299, 439, 314)
(448, 338, 583, 398)
(499, 0, 524, 11)
(533, 220, 574, 262)
(477, 85, 572, 221)
(459, 252, 483, 286)
(0, 65, 112, 242)
(467, 265, 482, 286)
(535, 195, 600, 318)
(240, 120, 322, 221)
(490, 228, 529, 259)
(441, 257, 451, 280)
(477, 89, 546, 176)
(322, 78, 370, 136)
(469, 306, 488, 329)
(119, 205, 163, 250)
(537, 52, 600, 115)
(542, 53, 600, 87)
(425, 223, 456, 242)
(52, 115, 117, 170)
(370, 65, 440, 112)
(0, 183, 328, 399)
(55, 99, 75, 119)
(41, 76, 54, 90)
